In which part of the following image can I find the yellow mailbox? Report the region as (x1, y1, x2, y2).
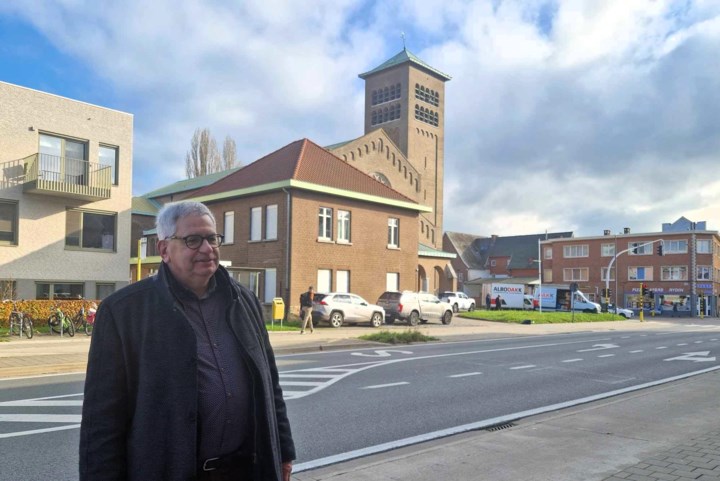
(271, 297, 285, 321)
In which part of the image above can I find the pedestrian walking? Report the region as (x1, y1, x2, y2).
(673, 302, 678, 317)
(79, 201, 295, 481)
(485, 293, 491, 310)
(300, 286, 315, 334)
(496, 294, 502, 310)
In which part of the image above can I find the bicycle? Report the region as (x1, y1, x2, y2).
(71, 302, 96, 336)
(4, 300, 34, 339)
(48, 303, 75, 337)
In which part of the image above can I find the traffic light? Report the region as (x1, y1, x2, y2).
(607, 288, 612, 298)
(700, 295, 706, 311)
(641, 283, 648, 296)
(601, 288, 608, 297)
(648, 291, 654, 299)
(657, 243, 663, 256)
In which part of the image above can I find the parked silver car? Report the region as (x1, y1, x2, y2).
(376, 291, 454, 326)
(311, 292, 385, 328)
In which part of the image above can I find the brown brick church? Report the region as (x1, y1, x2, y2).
(131, 48, 457, 313)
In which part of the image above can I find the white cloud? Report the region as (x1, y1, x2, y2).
(1, 0, 718, 237)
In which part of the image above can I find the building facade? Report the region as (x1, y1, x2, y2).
(540, 224, 720, 315)
(0, 81, 133, 300)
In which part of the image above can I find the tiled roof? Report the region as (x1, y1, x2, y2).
(142, 167, 242, 199)
(444, 232, 487, 268)
(188, 138, 417, 205)
(359, 48, 452, 81)
(131, 196, 161, 216)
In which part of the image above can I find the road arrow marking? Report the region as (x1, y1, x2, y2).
(577, 343, 619, 352)
(664, 351, 716, 363)
(351, 350, 413, 357)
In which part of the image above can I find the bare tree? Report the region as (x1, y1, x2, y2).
(185, 128, 222, 178)
(222, 136, 237, 170)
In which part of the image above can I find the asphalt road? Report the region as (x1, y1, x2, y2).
(1, 325, 719, 480)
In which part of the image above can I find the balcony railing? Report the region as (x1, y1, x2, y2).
(0, 153, 112, 201)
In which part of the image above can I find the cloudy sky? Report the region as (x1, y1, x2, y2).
(1, 0, 718, 237)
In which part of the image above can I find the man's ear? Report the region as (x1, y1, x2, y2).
(157, 239, 170, 262)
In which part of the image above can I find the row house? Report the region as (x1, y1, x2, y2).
(0, 81, 133, 300)
(540, 219, 720, 315)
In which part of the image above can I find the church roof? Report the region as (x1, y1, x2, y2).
(359, 48, 452, 81)
(187, 138, 425, 210)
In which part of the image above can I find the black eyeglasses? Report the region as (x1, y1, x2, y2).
(165, 234, 224, 249)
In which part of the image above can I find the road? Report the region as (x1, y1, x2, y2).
(1, 325, 719, 480)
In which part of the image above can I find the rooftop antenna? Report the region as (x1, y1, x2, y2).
(401, 31, 406, 50)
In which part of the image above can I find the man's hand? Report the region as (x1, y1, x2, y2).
(282, 461, 293, 481)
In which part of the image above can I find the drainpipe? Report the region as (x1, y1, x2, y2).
(282, 188, 291, 314)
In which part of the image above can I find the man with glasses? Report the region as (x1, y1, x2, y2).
(80, 201, 295, 481)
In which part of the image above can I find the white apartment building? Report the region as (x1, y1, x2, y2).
(0, 81, 133, 300)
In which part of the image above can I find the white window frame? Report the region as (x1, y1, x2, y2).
(337, 210, 351, 243)
(388, 218, 399, 248)
(601, 266, 615, 281)
(563, 267, 588, 282)
(696, 239, 711, 254)
(317, 269, 332, 293)
(250, 207, 262, 241)
(665, 240, 688, 254)
(336, 270, 350, 293)
(563, 245, 589, 258)
(601, 243, 615, 257)
(544, 247, 552, 259)
(223, 211, 235, 244)
(386, 272, 399, 291)
(319, 207, 332, 240)
(265, 205, 277, 240)
(628, 266, 653, 281)
(662, 265, 688, 281)
(697, 266, 712, 280)
(543, 268, 553, 283)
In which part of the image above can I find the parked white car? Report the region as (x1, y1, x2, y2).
(608, 304, 634, 319)
(312, 292, 385, 328)
(377, 291, 454, 326)
(438, 291, 476, 313)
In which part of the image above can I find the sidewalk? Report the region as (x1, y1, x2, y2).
(3, 317, 720, 480)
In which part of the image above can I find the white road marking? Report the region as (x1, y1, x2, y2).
(694, 341, 703, 344)
(562, 359, 583, 363)
(655, 346, 668, 350)
(351, 350, 413, 357)
(510, 365, 536, 370)
(0, 414, 81, 423)
(664, 351, 717, 363)
(677, 343, 688, 346)
(363, 382, 409, 389)
(577, 344, 619, 352)
(598, 354, 615, 358)
(0, 425, 81, 439)
(629, 350, 643, 353)
(0, 400, 82, 407)
(449, 372, 482, 378)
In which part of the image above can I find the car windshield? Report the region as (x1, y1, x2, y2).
(379, 292, 402, 301)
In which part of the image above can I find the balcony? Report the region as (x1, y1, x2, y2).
(0, 153, 112, 201)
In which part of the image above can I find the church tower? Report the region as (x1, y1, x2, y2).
(358, 49, 451, 249)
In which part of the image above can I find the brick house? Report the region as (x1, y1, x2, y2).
(0, 81, 133, 300)
(540, 220, 720, 315)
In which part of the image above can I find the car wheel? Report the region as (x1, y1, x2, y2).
(329, 311, 344, 328)
(442, 310, 453, 325)
(452, 303, 459, 313)
(408, 311, 420, 326)
(370, 312, 383, 328)
(469, 303, 475, 312)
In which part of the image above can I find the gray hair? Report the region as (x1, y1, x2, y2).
(156, 201, 216, 239)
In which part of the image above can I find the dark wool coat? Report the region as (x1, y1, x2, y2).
(79, 265, 295, 481)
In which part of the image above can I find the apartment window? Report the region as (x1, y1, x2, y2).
(628, 242, 651, 255)
(662, 266, 688, 281)
(99, 145, 119, 185)
(388, 218, 399, 248)
(697, 239, 711, 254)
(628, 266, 653, 281)
(36, 282, 84, 300)
(39, 133, 87, 184)
(317, 269, 332, 293)
(66, 209, 116, 251)
(337, 210, 351, 243)
(96, 283, 115, 300)
(665, 240, 688, 254)
(223, 211, 235, 244)
(250, 207, 262, 241)
(0, 200, 18, 245)
(697, 266, 712, 280)
(563, 245, 588, 258)
(601, 243, 615, 257)
(263, 268, 276, 303)
(319, 207, 332, 240)
(601, 267, 616, 281)
(563, 268, 588, 281)
(544, 247, 552, 259)
(543, 268, 553, 283)
(336, 270, 350, 293)
(386, 272, 399, 291)
(265, 205, 278, 240)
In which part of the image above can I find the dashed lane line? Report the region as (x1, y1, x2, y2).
(562, 359, 583, 363)
(448, 372, 482, 378)
(510, 365, 536, 370)
(362, 382, 409, 390)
